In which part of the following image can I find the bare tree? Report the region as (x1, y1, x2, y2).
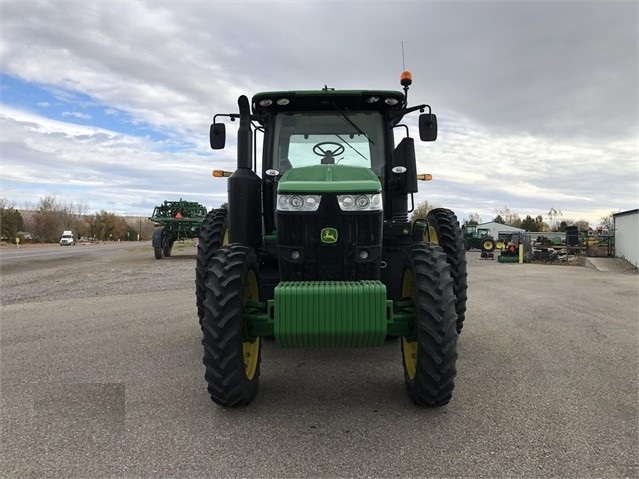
(410, 200, 440, 222)
(573, 220, 590, 231)
(547, 207, 563, 231)
(493, 205, 521, 226)
(599, 213, 615, 232)
(31, 196, 65, 242)
(69, 199, 91, 239)
(89, 210, 130, 241)
(466, 212, 482, 225)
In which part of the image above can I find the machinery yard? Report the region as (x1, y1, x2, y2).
(1, 244, 637, 478)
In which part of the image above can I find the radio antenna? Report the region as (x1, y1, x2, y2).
(401, 41, 406, 71)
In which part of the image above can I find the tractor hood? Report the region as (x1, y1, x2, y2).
(277, 165, 381, 194)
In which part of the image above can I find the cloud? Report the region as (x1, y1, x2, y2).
(0, 0, 636, 227)
(62, 111, 92, 120)
(0, 106, 231, 213)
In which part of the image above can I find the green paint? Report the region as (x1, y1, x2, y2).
(243, 290, 417, 343)
(278, 165, 381, 194)
(320, 227, 338, 244)
(272, 281, 388, 347)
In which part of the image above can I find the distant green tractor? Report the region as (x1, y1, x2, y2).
(463, 224, 495, 252)
(197, 72, 467, 407)
(149, 199, 207, 259)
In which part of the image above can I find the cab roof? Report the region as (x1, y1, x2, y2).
(251, 90, 405, 115)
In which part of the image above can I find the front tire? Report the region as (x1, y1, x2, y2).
(152, 227, 164, 259)
(401, 243, 458, 407)
(196, 208, 227, 324)
(427, 208, 468, 334)
(202, 244, 261, 407)
(481, 237, 495, 252)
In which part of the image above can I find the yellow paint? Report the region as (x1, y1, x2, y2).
(401, 268, 417, 379)
(428, 225, 440, 245)
(243, 269, 260, 380)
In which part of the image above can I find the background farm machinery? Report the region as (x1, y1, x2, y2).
(149, 199, 208, 259)
(527, 228, 614, 263)
(462, 225, 495, 252)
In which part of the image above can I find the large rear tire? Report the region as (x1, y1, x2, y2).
(196, 208, 227, 324)
(401, 243, 458, 407)
(427, 208, 468, 334)
(202, 244, 261, 407)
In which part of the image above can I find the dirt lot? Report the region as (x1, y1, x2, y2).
(0, 241, 198, 305)
(1, 242, 637, 478)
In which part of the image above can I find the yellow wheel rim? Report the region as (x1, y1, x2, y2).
(222, 230, 229, 245)
(428, 225, 440, 245)
(401, 268, 417, 380)
(402, 338, 418, 380)
(243, 269, 260, 380)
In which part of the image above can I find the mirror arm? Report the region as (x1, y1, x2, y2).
(389, 104, 430, 121)
(213, 113, 240, 124)
(394, 124, 411, 138)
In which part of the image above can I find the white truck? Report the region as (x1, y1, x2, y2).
(59, 230, 76, 246)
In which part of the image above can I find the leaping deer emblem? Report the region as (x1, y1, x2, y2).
(321, 228, 338, 243)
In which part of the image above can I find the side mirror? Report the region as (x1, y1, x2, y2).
(418, 113, 438, 142)
(210, 123, 226, 149)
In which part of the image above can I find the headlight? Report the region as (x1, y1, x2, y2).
(277, 194, 321, 212)
(337, 193, 382, 211)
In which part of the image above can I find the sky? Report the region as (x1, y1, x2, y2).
(1, 0, 637, 227)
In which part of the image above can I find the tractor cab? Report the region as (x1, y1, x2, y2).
(211, 87, 437, 228)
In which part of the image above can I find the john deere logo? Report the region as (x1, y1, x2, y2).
(321, 227, 338, 244)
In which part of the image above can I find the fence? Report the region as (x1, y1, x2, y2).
(524, 231, 615, 263)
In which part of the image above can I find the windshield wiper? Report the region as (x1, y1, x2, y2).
(334, 134, 369, 162)
(324, 102, 375, 146)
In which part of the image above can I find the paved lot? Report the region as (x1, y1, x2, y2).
(1, 246, 637, 478)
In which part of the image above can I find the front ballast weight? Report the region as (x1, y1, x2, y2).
(245, 280, 416, 346)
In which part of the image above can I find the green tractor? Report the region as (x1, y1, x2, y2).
(462, 224, 495, 252)
(197, 72, 467, 407)
(149, 199, 208, 259)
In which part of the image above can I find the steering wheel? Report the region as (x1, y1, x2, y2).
(313, 141, 345, 164)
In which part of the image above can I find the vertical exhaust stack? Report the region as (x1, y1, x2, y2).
(236, 95, 252, 169)
(228, 95, 262, 249)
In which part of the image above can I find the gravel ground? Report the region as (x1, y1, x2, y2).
(0, 241, 199, 306)
(1, 242, 637, 478)
(1, 241, 588, 306)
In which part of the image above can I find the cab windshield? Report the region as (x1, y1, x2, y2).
(270, 111, 386, 175)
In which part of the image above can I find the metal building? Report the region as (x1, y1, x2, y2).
(613, 209, 638, 267)
(477, 221, 526, 240)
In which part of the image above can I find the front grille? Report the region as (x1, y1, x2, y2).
(277, 195, 383, 281)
